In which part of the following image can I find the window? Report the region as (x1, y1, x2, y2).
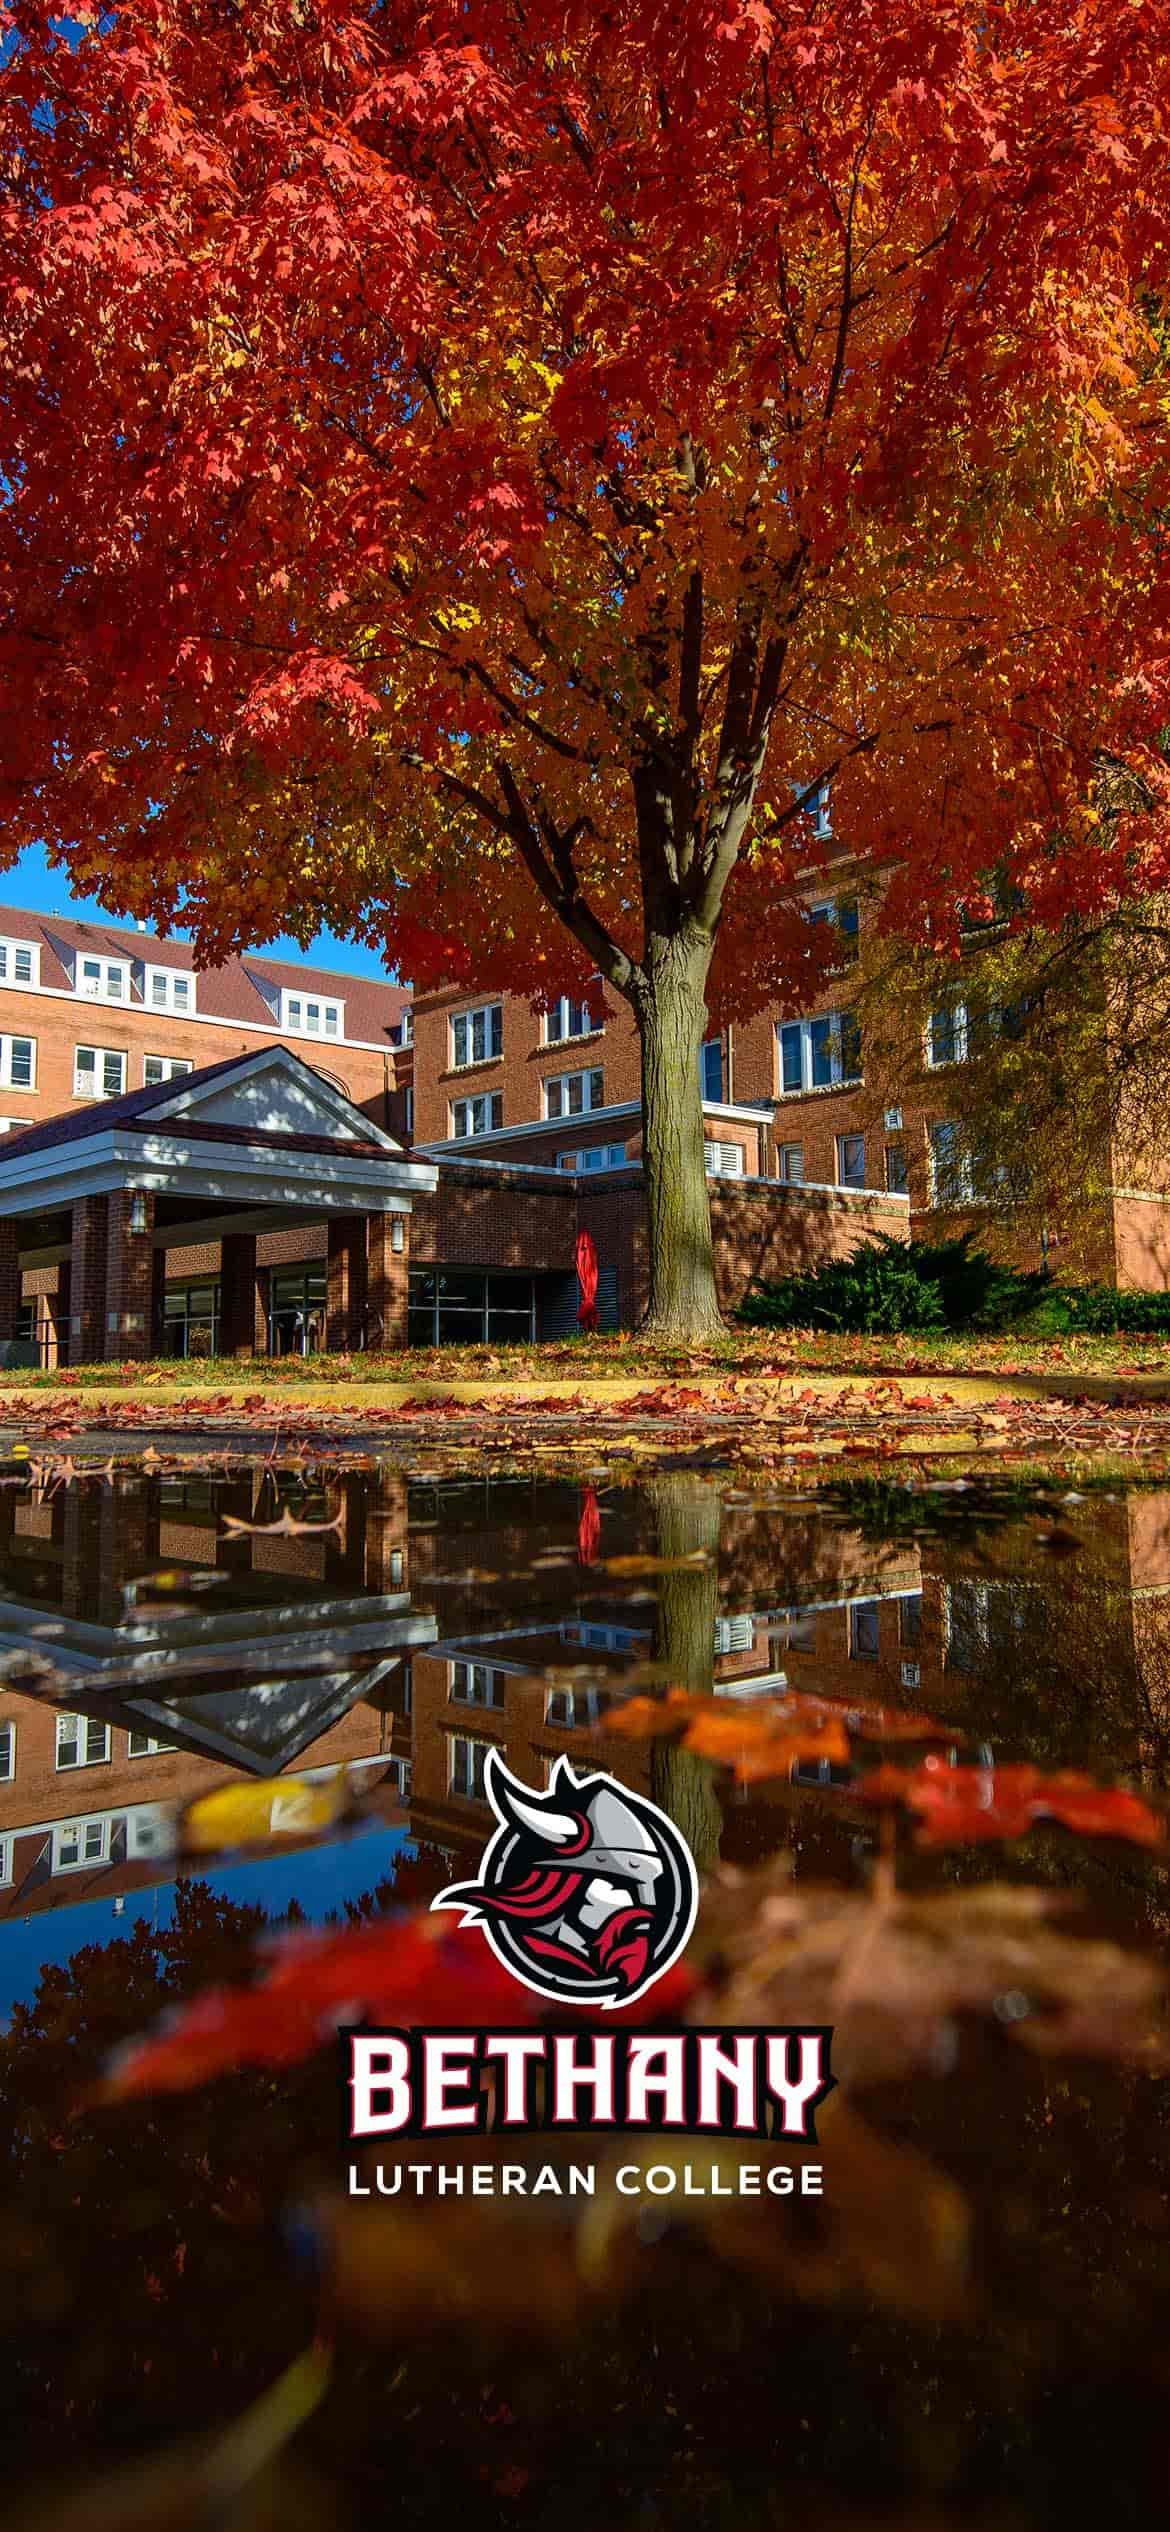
(449, 1660, 505, 1709)
(776, 1012, 861, 1095)
(403, 1086, 414, 1135)
(808, 898, 859, 944)
(929, 1121, 976, 1206)
(0, 939, 36, 989)
(282, 991, 342, 1039)
(56, 1714, 111, 1770)
(546, 998, 598, 1043)
(0, 1035, 35, 1091)
(700, 1037, 724, 1101)
(395, 1008, 413, 1046)
(704, 1140, 745, 1176)
(451, 1003, 502, 1067)
(772, 1607, 818, 1654)
(449, 1735, 493, 1800)
(408, 1268, 536, 1346)
(75, 1045, 126, 1098)
(77, 954, 129, 1003)
(53, 1818, 110, 1872)
(144, 1055, 194, 1087)
(558, 1142, 628, 1173)
(803, 780, 833, 840)
(885, 1144, 909, 1195)
(715, 1614, 756, 1655)
(777, 1143, 805, 1185)
(900, 1594, 923, 1649)
(546, 1687, 605, 1728)
(544, 1066, 604, 1120)
(0, 1837, 10, 1888)
(127, 1731, 178, 1757)
(145, 966, 194, 1015)
(450, 1092, 503, 1139)
(849, 1601, 881, 1660)
(0, 1722, 13, 1783)
(928, 1003, 968, 1067)
(837, 1133, 866, 1189)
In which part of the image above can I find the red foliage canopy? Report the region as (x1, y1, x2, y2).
(2, 0, 1170, 1013)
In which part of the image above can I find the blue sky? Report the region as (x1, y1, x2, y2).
(0, 1821, 417, 2020)
(0, 844, 399, 983)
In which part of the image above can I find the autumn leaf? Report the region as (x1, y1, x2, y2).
(856, 1757, 1167, 1851)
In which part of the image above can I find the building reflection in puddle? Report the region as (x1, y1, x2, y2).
(0, 1467, 1169, 1931)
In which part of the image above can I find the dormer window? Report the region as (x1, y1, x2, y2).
(0, 939, 37, 989)
(281, 990, 342, 1040)
(145, 965, 194, 1015)
(77, 953, 129, 1003)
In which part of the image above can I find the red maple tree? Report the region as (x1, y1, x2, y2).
(3, 0, 1170, 1332)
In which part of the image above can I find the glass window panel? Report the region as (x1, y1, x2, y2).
(779, 1025, 803, 1092)
(809, 1017, 833, 1087)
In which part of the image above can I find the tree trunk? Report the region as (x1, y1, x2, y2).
(648, 1473, 723, 1873)
(635, 930, 724, 1341)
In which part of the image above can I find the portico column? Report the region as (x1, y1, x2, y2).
(104, 1191, 157, 1362)
(367, 1211, 409, 1350)
(70, 1195, 110, 1365)
(0, 1220, 21, 1344)
(220, 1232, 261, 1358)
(327, 1214, 368, 1351)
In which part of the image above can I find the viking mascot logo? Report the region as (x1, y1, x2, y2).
(433, 1752, 699, 2008)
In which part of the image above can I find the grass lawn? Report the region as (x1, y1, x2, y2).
(2, 1326, 1170, 1399)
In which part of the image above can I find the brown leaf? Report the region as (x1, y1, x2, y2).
(691, 1869, 1170, 2086)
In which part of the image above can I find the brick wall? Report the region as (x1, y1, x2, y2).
(411, 984, 643, 1150)
(0, 991, 403, 1142)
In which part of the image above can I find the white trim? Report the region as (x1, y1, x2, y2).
(0, 1123, 437, 1216)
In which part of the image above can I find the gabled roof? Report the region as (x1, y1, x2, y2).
(0, 1044, 402, 1165)
(0, 904, 410, 1045)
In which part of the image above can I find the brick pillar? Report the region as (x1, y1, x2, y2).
(0, 1220, 21, 1342)
(70, 1195, 110, 1365)
(102, 1191, 157, 1362)
(51, 1259, 71, 1368)
(327, 1214, 368, 1351)
(220, 1232, 261, 1357)
(367, 1211, 409, 1350)
(150, 1246, 167, 1358)
(365, 1472, 408, 1593)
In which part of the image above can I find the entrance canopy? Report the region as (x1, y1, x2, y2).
(0, 1046, 437, 1362)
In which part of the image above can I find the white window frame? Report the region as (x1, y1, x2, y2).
(449, 1660, 506, 1709)
(450, 1002, 503, 1068)
(776, 1012, 861, 1096)
(558, 1142, 627, 1173)
(715, 1614, 756, 1655)
(76, 953, 130, 1004)
(0, 938, 37, 990)
(0, 1034, 36, 1092)
(143, 1054, 194, 1087)
(0, 1720, 13, 1783)
(127, 1730, 178, 1757)
(450, 1091, 503, 1139)
(144, 964, 195, 1016)
(545, 1687, 605, 1728)
(53, 1817, 111, 1873)
(280, 989, 343, 1041)
(544, 1065, 605, 1120)
(544, 997, 599, 1044)
(0, 1835, 11, 1887)
(449, 1733, 493, 1801)
(926, 1002, 969, 1068)
(74, 1045, 127, 1099)
(55, 1713, 112, 1771)
(704, 1140, 746, 1177)
(777, 1143, 804, 1185)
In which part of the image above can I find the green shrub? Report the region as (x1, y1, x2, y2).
(737, 1237, 946, 1333)
(1061, 1286, 1170, 1334)
(737, 1232, 1051, 1335)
